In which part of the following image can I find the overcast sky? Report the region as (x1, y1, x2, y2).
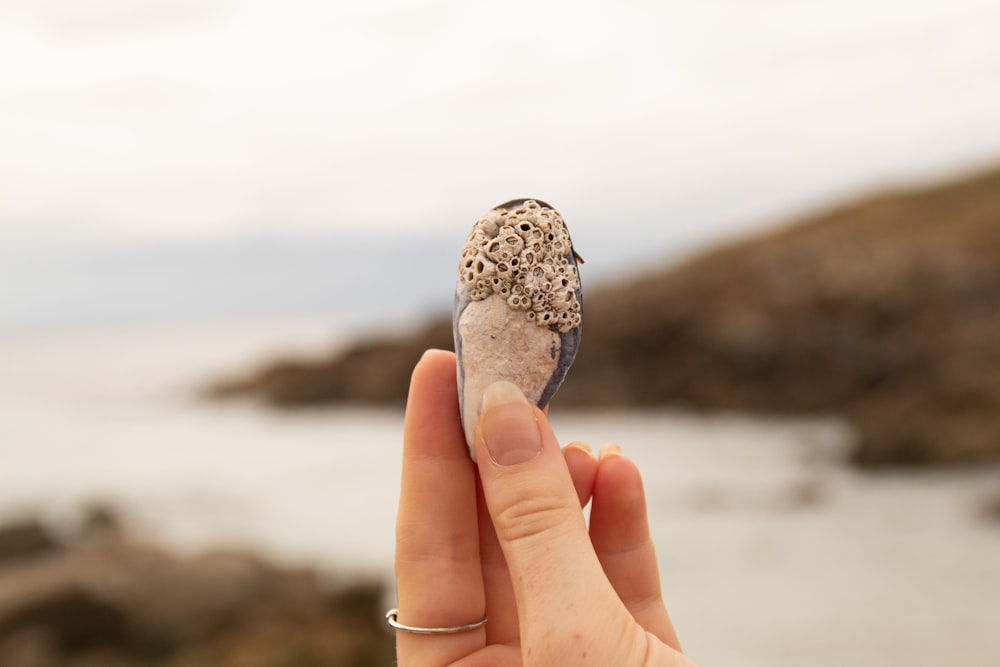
(2, 0, 999, 252)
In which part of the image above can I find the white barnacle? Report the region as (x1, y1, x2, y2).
(456, 199, 582, 334)
(503, 234, 525, 255)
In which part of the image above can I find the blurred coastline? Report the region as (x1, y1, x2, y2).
(210, 166, 1000, 468)
(4, 169, 1000, 667)
(2, 301, 1000, 666)
(3, 1, 1000, 663)
(3, 166, 1000, 666)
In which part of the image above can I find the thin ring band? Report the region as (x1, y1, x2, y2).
(385, 608, 488, 635)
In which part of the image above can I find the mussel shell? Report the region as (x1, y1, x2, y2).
(453, 199, 582, 458)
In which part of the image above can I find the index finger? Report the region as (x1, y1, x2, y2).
(394, 349, 487, 664)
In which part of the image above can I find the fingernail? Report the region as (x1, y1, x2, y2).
(599, 443, 622, 460)
(480, 381, 542, 466)
(565, 441, 594, 457)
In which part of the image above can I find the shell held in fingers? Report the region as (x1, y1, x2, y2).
(453, 198, 583, 458)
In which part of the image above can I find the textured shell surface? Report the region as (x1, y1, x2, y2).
(453, 198, 583, 458)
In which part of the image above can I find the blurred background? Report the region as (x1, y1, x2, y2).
(2, 1, 1000, 665)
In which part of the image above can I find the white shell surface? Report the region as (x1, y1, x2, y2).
(456, 292, 562, 449)
(454, 199, 582, 459)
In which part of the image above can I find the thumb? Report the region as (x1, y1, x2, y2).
(474, 381, 624, 641)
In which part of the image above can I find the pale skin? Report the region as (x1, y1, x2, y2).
(394, 349, 698, 666)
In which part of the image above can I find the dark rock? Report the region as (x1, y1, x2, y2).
(979, 489, 1000, 521)
(0, 514, 395, 667)
(206, 320, 452, 407)
(206, 166, 1000, 467)
(78, 505, 122, 542)
(0, 521, 59, 565)
(0, 588, 131, 653)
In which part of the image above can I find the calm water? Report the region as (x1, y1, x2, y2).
(1, 323, 999, 667)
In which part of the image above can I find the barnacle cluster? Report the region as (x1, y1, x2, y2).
(459, 200, 581, 333)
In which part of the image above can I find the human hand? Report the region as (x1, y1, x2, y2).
(392, 349, 696, 666)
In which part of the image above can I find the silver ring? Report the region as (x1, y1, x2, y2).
(385, 608, 488, 635)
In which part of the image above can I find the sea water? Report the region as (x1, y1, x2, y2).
(1, 323, 998, 667)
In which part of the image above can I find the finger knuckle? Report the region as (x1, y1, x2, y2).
(493, 490, 577, 545)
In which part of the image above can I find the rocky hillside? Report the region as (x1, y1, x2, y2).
(209, 167, 1000, 467)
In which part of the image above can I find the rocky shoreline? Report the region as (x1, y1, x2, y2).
(208, 167, 1000, 468)
(0, 509, 394, 667)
